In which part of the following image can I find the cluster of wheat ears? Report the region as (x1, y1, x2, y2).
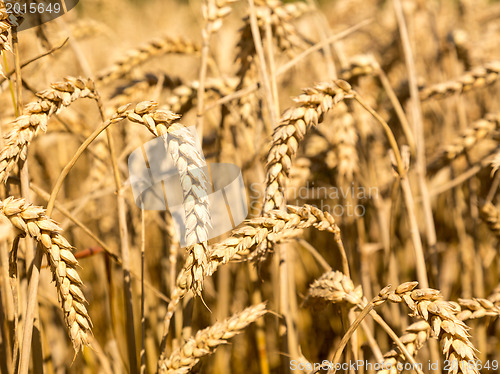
(0, 0, 499, 373)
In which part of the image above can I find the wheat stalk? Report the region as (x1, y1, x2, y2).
(0, 76, 99, 183)
(235, 0, 310, 85)
(158, 303, 267, 373)
(0, 197, 92, 353)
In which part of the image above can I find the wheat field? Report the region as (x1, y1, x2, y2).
(0, 0, 499, 373)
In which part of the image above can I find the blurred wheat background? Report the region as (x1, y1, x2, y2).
(0, 0, 499, 373)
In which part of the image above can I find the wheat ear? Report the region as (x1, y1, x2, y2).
(479, 202, 500, 238)
(379, 286, 500, 374)
(0, 1, 23, 77)
(263, 82, 348, 213)
(0, 77, 99, 183)
(340, 54, 379, 82)
(163, 123, 211, 295)
(307, 271, 480, 374)
(208, 203, 341, 270)
(104, 101, 210, 295)
(0, 197, 92, 352)
(328, 102, 359, 186)
(340, 57, 500, 103)
(177, 203, 341, 292)
(427, 113, 500, 174)
(128, 101, 212, 295)
(160, 203, 341, 352)
(96, 36, 200, 84)
(158, 303, 267, 373)
(420, 60, 500, 101)
(108, 73, 184, 112)
(165, 77, 236, 114)
(457, 295, 500, 320)
(258, 0, 311, 53)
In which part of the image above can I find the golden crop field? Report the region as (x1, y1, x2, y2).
(0, 0, 499, 373)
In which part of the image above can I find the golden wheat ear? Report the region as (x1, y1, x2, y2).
(0, 77, 99, 183)
(307, 271, 481, 374)
(158, 303, 267, 373)
(0, 197, 93, 353)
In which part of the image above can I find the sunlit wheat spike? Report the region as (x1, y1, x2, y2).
(420, 60, 500, 101)
(96, 36, 200, 84)
(158, 303, 267, 373)
(427, 113, 500, 174)
(307, 271, 480, 374)
(263, 82, 347, 214)
(121, 101, 211, 294)
(207, 204, 340, 273)
(0, 76, 99, 183)
(0, 197, 92, 353)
